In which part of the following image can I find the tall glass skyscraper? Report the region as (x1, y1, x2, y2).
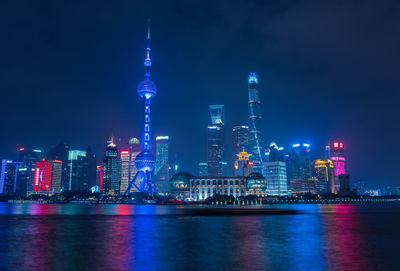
(264, 161, 288, 196)
(198, 162, 207, 177)
(67, 150, 88, 191)
(232, 126, 249, 174)
(286, 144, 312, 180)
(326, 141, 346, 176)
(103, 138, 121, 195)
(248, 72, 263, 174)
(154, 136, 170, 193)
(311, 158, 335, 194)
(207, 105, 225, 177)
(326, 141, 346, 193)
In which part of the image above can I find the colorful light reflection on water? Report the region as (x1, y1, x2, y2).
(0, 203, 399, 270)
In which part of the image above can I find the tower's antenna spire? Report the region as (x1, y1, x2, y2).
(144, 19, 152, 79)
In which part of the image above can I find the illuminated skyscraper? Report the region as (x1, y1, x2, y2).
(311, 159, 335, 194)
(0, 159, 20, 195)
(155, 136, 169, 174)
(326, 141, 346, 176)
(286, 144, 312, 180)
(198, 162, 207, 177)
(232, 126, 249, 174)
(119, 138, 141, 194)
(264, 161, 288, 195)
(103, 138, 121, 195)
(126, 25, 157, 195)
(18, 147, 41, 195)
(33, 160, 53, 193)
(51, 160, 62, 194)
(67, 150, 88, 191)
(207, 105, 225, 177)
(128, 138, 140, 191)
(248, 72, 263, 174)
(326, 141, 346, 192)
(234, 149, 253, 177)
(47, 141, 70, 192)
(120, 150, 131, 193)
(266, 142, 285, 162)
(154, 136, 169, 193)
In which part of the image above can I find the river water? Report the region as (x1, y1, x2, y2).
(0, 203, 399, 271)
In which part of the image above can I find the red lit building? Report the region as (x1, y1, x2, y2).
(326, 141, 346, 176)
(33, 161, 53, 192)
(99, 162, 104, 191)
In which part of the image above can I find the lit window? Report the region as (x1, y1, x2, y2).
(334, 142, 338, 148)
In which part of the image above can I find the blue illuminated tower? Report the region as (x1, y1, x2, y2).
(126, 25, 157, 195)
(248, 72, 263, 174)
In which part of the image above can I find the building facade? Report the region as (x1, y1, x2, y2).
(0, 160, 20, 195)
(51, 160, 62, 194)
(246, 172, 268, 197)
(207, 105, 225, 177)
(189, 176, 246, 201)
(103, 139, 121, 195)
(264, 161, 288, 196)
(120, 150, 131, 194)
(128, 138, 141, 192)
(326, 141, 346, 192)
(289, 178, 318, 195)
(286, 144, 312, 181)
(169, 172, 193, 199)
(33, 160, 53, 194)
(67, 150, 88, 191)
(154, 136, 170, 193)
(47, 141, 70, 192)
(234, 149, 253, 177)
(266, 142, 285, 162)
(311, 159, 335, 194)
(198, 162, 207, 177)
(232, 126, 249, 173)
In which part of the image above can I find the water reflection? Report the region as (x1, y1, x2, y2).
(0, 203, 399, 270)
(322, 205, 376, 271)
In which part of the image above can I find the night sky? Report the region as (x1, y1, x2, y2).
(1, 0, 399, 187)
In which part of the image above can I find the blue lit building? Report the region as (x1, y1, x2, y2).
(207, 105, 225, 177)
(264, 161, 288, 196)
(126, 25, 157, 195)
(286, 144, 312, 181)
(248, 72, 263, 174)
(266, 142, 285, 162)
(154, 136, 170, 193)
(0, 159, 21, 195)
(103, 138, 121, 195)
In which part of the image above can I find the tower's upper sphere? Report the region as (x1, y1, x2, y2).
(137, 79, 157, 98)
(129, 137, 140, 145)
(134, 150, 156, 172)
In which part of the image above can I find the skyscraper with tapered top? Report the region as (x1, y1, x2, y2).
(248, 72, 263, 174)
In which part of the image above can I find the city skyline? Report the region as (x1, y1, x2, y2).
(1, 1, 400, 187)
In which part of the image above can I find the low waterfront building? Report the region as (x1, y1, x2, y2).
(289, 177, 318, 195)
(189, 176, 246, 201)
(246, 172, 267, 197)
(169, 172, 193, 200)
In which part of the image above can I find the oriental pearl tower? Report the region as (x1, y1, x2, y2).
(126, 25, 157, 195)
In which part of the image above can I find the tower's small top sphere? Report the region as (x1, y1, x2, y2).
(129, 138, 140, 145)
(137, 79, 157, 98)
